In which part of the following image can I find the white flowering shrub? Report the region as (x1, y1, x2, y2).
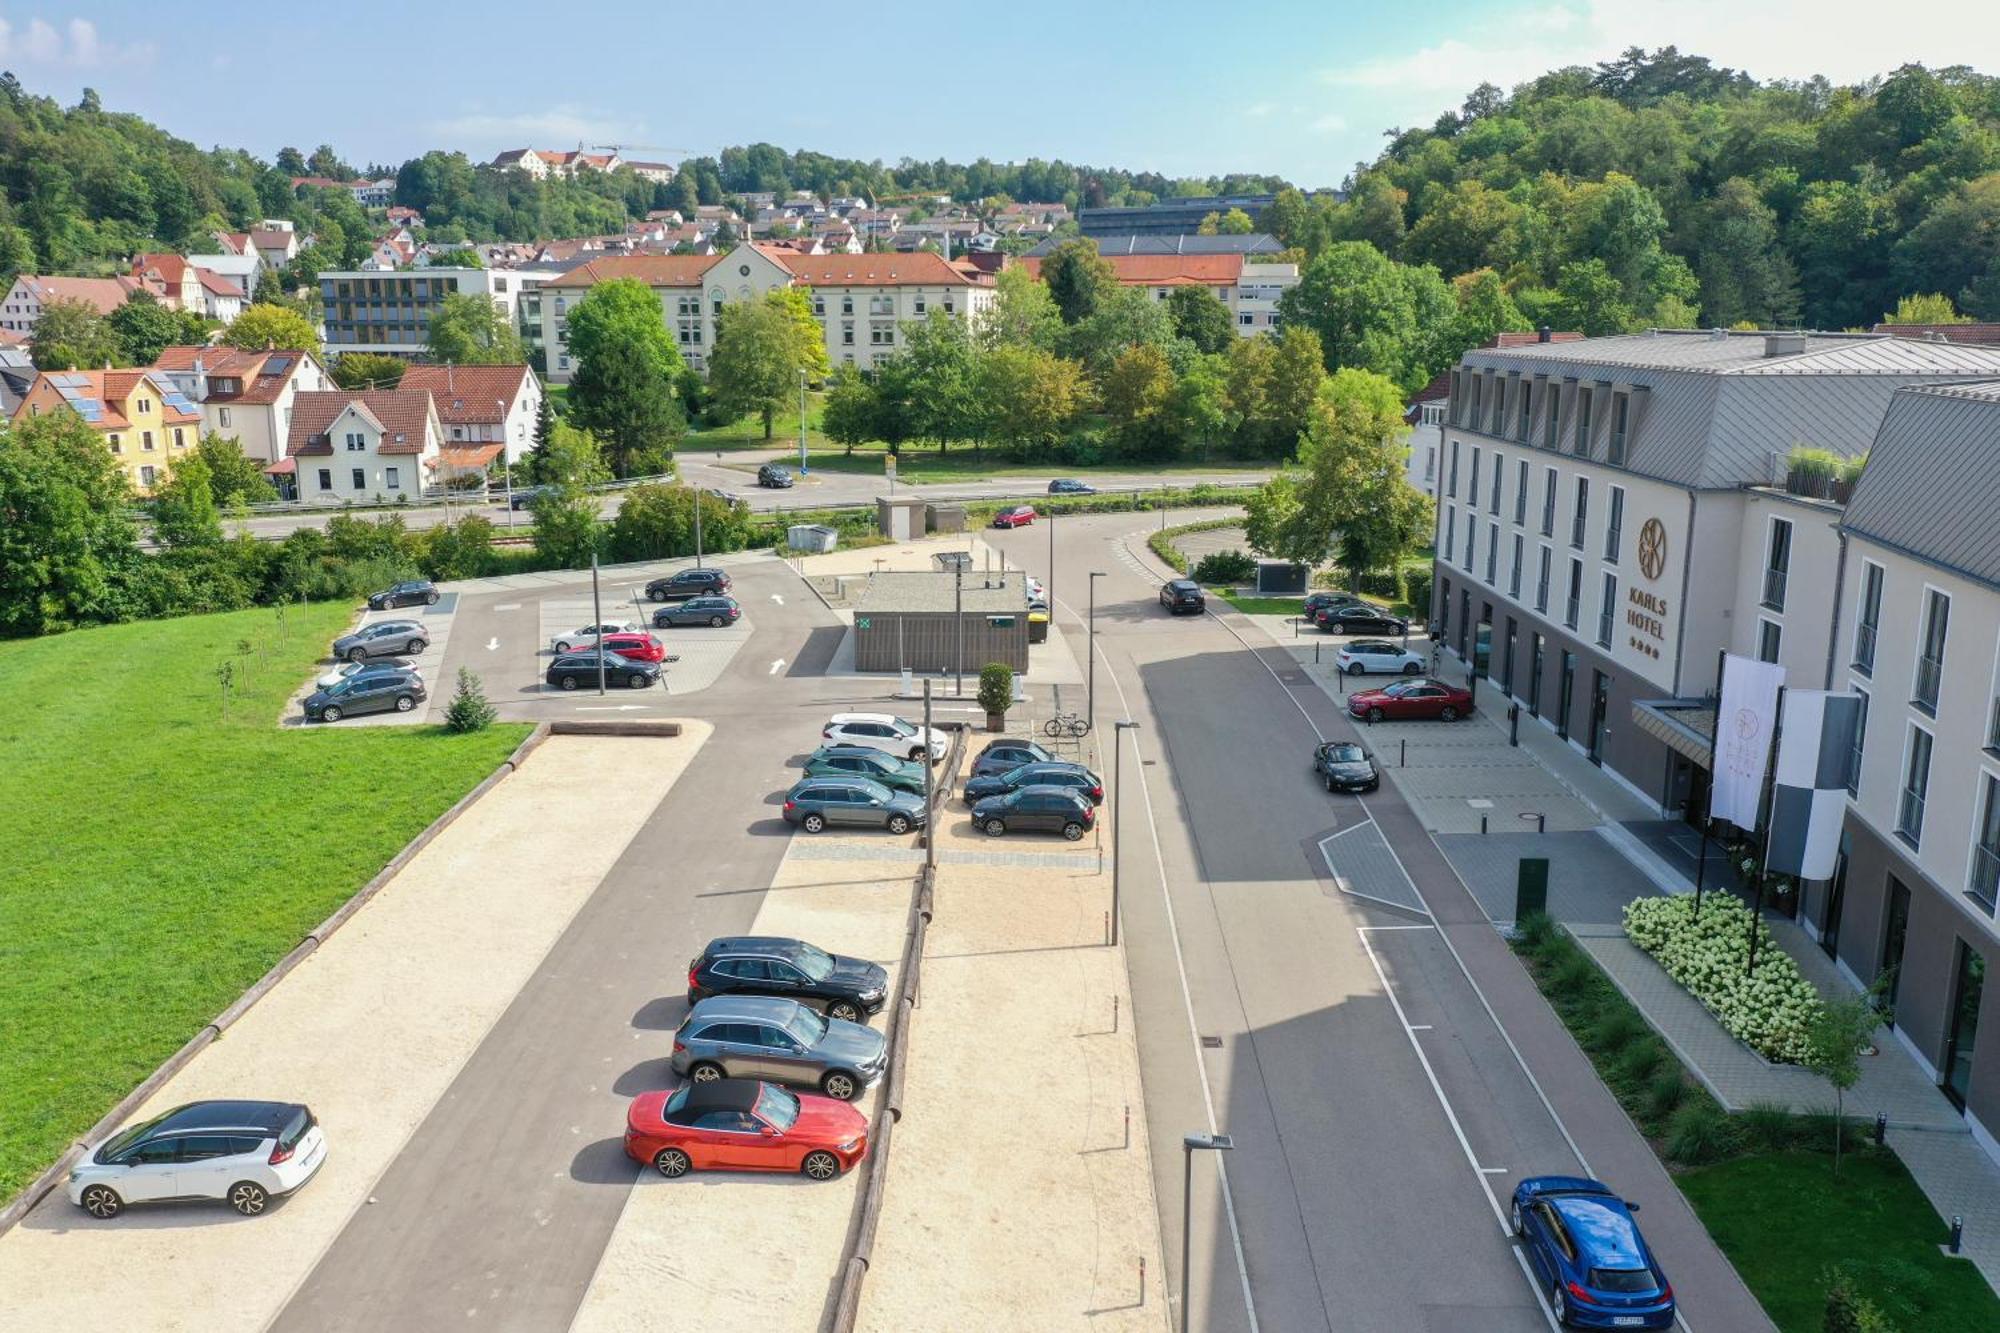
(1623, 893, 1823, 1064)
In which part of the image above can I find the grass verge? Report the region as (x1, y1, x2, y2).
(0, 604, 531, 1203)
(1512, 915, 1999, 1332)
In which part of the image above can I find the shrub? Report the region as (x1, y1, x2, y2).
(1585, 1008, 1647, 1053)
(1355, 569, 1401, 598)
(1741, 1101, 1800, 1152)
(1613, 1040, 1666, 1086)
(1665, 1098, 1741, 1165)
(443, 667, 497, 734)
(1192, 549, 1257, 584)
(1640, 1066, 1688, 1121)
(977, 663, 1013, 718)
(1624, 893, 1823, 1062)
(1403, 567, 1433, 619)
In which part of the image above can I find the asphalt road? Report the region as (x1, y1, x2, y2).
(985, 513, 1766, 1332)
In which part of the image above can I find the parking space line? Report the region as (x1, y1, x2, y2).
(1512, 1248, 1564, 1331)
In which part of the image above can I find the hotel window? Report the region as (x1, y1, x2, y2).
(1564, 558, 1582, 629)
(1570, 477, 1588, 549)
(1516, 377, 1532, 441)
(1897, 725, 1933, 848)
(1972, 774, 2000, 914)
(1489, 453, 1502, 515)
(1485, 526, 1498, 583)
(1758, 619, 1782, 664)
(1536, 547, 1551, 613)
(1761, 518, 1792, 611)
(1514, 460, 1528, 525)
(1464, 514, 1477, 569)
(1606, 392, 1629, 465)
(1847, 689, 1868, 795)
(1444, 507, 1456, 561)
(1488, 372, 1506, 434)
(1541, 467, 1557, 536)
(1469, 448, 1481, 507)
(1543, 381, 1563, 449)
(1605, 486, 1624, 564)
(1572, 385, 1593, 456)
(1467, 374, 1483, 430)
(1447, 441, 1460, 498)
(1915, 589, 1949, 715)
(1853, 561, 1883, 675)
(1509, 534, 1524, 598)
(1598, 573, 1617, 647)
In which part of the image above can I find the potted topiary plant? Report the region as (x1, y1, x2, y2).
(977, 662, 1013, 732)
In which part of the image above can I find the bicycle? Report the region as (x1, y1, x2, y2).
(1043, 710, 1092, 738)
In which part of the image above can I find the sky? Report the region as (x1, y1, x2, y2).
(4, 1, 1999, 190)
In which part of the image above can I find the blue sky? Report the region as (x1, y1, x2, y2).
(3, 1, 1996, 189)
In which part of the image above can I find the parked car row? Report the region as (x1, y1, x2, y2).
(963, 737, 1099, 842)
(312, 607, 432, 723)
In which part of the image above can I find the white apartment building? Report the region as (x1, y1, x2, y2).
(317, 267, 558, 358)
(150, 345, 332, 470)
(1019, 253, 1299, 335)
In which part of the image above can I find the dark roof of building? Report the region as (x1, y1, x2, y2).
(1843, 379, 2000, 590)
(855, 570, 1028, 614)
(1025, 233, 1284, 258)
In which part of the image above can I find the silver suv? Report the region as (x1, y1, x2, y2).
(671, 995, 887, 1101)
(331, 619, 427, 662)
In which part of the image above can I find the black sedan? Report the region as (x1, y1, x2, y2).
(969, 737, 1055, 779)
(654, 595, 742, 628)
(688, 936, 888, 1023)
(646, 568, 732, 602)
(1048, 478, 1096, 495)
(1317, 605, 1408, 636)
(367, 580, 439, 610)
(971, 787, 1096, 840)
(545, 650, 658, 691)
(1312, 741, 1380, 793)
(962, 761, 1104, 806)
(1302, 590, 1368, 620)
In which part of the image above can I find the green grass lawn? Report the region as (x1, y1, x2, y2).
(0, 606, 530, 1202)
(1217, 595, 1311, 616)
(1679, 1148, 2000, 1331)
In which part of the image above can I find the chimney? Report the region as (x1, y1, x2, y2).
(1537, 325, 1552, 344)
(1763, 332, 1808, 358)
(446, 362, 454, 393)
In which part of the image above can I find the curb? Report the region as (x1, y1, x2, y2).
(0, 721, 561, 1237)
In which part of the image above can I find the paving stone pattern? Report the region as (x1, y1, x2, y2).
(1439, 831, 1640, 927)
(1319, 820, 1428, 914)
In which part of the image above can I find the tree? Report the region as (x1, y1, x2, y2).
(529, 421, 610, 569)
(1882, 292, 1969, 324)
(1268, 327, 1329, 451)
(1450, 268, 1531, 355)
(974, 345, 1085, 453)
(30, 297, 122, 370)
(898, 312, 978, 448)
(1551, 259, 1636, 336)
(1040, 238, 1117, 324)
(564, 278, 686, 474)
(1199, 207, 1255, 235)
(1688, 178, 1801, 329)
(1101, 344, 1177, 455)
(151, 452, 223, 549)
(443, 667, 497, 733)
(423, 290, 522, 365)
(108, 292, 189, 366)
(607, 482, 748, 561)
(978, 264, 1062, 351)
(1165, 285, 1236, 355)
(707, 290, 828, 439)
(0, 410, 141, 636)
(425, 247, 484, 269)
(220, 303, 319, 352)
(1065, 285, 1175, 378)
(820, 365, 882, 455)
(332, 352, 408, 389)
(194, 432, 277, 506)
(1804, 995, 1882, 1177)
(1279, 242, 1428, 390)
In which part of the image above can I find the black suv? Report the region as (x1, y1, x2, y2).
(687, 936, 889, 1023)
(645, 567, 732, 602)
(366, 580, 439, 610)
(1160, 579, 1205, 615)
(757, 463, 795, 488)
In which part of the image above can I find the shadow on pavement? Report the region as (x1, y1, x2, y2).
(568, 1137, 638, 1186)
(631, 996, 686, 1031)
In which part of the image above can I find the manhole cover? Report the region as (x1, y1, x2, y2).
(1200, 1036, 1223, 1049)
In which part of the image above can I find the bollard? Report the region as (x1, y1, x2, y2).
(1481, 814, 1488, 835)
(1874, 1113, 1887, 1146)
(1104, 910, 1111, 945)
(1538, 813, 1547, 834)
(1400, 738, 1407, 767)
(1139, 1256, 1147, 1308)
(1315, 642, 1321, 666)
(1509, 703, 1520, 747)
(1951, 1215, 1964, 1255)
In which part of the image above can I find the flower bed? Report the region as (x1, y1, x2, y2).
(1623, 894, 1823, 1063)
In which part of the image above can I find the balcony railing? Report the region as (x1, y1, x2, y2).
(1971, 845, 2000, 914)
(1854, 622, 1878, 674)
(1597, 604, 1614, 647)
(1915, 655, 1943, 713)
(1783, 465, 1856, 505)
(1565, 593, 1580, 629)
(1899, 787, 1926, 847)
(1761, 567, 1788, 612)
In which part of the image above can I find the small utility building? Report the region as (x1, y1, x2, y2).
(852, 570, 1029, 673)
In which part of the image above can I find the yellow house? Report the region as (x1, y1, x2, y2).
(9, 369, 203, 493)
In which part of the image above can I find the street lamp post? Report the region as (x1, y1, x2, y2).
(954, 564, 965, 696)
(1180, 1133, 1235, 1333)
(499, 399, 514, 529)
(1112, 721, 1139, 945)
(798, 368, 809, 475)
(1047, 503, 1055, 616)
(1088, 572, 1105, 734)
(693, 479, 704, 569)
(590, 549, 606, 696)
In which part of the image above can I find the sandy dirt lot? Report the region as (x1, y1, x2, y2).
(0, 729, 708, 1333)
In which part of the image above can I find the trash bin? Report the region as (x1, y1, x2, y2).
(787, 523, 839, 553)
(1028, 610, 1049, 644)
(926, 503, 967, 534)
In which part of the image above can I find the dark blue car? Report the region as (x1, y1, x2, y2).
(1512, 1176, 1675, 1329)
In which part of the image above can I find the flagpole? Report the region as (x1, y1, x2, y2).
(1747, 683, 1786, 977)
(1693, 647, 1726, 920)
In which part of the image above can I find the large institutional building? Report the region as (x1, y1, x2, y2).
(1430, 328, 2000, 1140)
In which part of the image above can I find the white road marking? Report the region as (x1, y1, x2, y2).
(576, 705, 650, 712)
(1409, 1024, 1433, 1031)
(1512, 1247, 1564, 1330)
(768, 658, 786, 675)
(494, 603, 521, 611)
(770, 593, 785, 605)
(486, 637, 499, 651)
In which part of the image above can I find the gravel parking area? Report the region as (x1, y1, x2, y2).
(860, 745, 1166, 1330)
(0, 730, 708, 1333)
(572, 833, 917, 1332)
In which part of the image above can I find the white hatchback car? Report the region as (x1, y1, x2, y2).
(1335, 639, 1427, 676)
(68, 1100, 326, 1219)
(551, 621, 639, 653)
(823, 712, 948, 763)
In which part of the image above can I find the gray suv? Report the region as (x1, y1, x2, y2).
(783, 776, 926, 834)
(672, 995, 888, 1100)
(332, 619, 427, 662)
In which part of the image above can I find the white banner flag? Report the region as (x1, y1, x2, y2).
(1710, 653, 1785, 831)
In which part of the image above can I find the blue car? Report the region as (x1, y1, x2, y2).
(1512, 1176, 1675, 1329)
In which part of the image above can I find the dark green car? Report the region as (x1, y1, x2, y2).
(801, 745, 928, 796)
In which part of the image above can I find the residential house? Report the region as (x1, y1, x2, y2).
(150, 345, 332, 470)
(489, 148, 622, 178)
(0, 344, 35, 417)
(215, 222, 302, 270)
(354, 178, 397, 208)
(399, 363, 542, 465)
(281, 388, 443, 503)
(626, 160, 676, 184)
(9, 367, 202, 493)
(1017, 252, 1299, 335)
(183, 252, 262, 302)
(386, 205, 424, 229)
(129, 253, 247, 319)
(0, 274, 141, 337)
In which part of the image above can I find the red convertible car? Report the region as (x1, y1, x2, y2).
(1346, 677, 1474, 723)
(625, 1078, 868, 1181)
(991, 504, 1037, 529)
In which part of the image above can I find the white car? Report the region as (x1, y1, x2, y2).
(1335, 639, 1427, 676)
(551, 621, 639, 653)
(823, 712, 949, 763)
(68, 1100, 327, 1219)
(316, 658, 421, 690)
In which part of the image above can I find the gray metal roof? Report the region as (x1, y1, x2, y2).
(1459, 331, 2000, 489)
(1842, 380, 2000, 591)
(855, 569, 1027, 614)
(1024, 233, 1284, 258)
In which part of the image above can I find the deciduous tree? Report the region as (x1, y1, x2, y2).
(30, 297, 121, 369)
(1040, 238, 1116, 324)
(1165, 285, 1235, 355)
(220, 302, 319, 352)
(565, 278, 686, 474)
(0, 410, 141, 636)
(423, 290, 523, 365)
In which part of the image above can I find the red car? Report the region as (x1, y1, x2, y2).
(991, 504, 1036, 529)
(1346, 677, 1474, 723)
(625, 1078, 868, 1181)
(600, 632, 667, 663)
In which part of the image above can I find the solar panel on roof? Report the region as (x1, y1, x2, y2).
(265, 356, 293, 375)
(161, 392, 196, 412)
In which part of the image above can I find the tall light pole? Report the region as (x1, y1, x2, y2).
(1181, 1133, 1235, 1333)
(797, 367, 809, 474)
(693, 479, 704, 569)
(499, 398, 515, 528)
(1112, 720, 1139, 945)
(954, 563, 965, 696)
(590, 549, 606, 696)
(1047, 503, 1056, 614)
(1087, 571, 1105, 734)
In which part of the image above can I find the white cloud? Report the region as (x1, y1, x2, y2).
(1309, 113, 1348, 135)
(430, 105, 646, 152)
(0, 14, 152, 67)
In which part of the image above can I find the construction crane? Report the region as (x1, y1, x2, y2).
(589, 143, 700, 161)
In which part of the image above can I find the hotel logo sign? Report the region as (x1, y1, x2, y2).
(1626, 517, 1671, 661)
(1637, 518, 1668, 581)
